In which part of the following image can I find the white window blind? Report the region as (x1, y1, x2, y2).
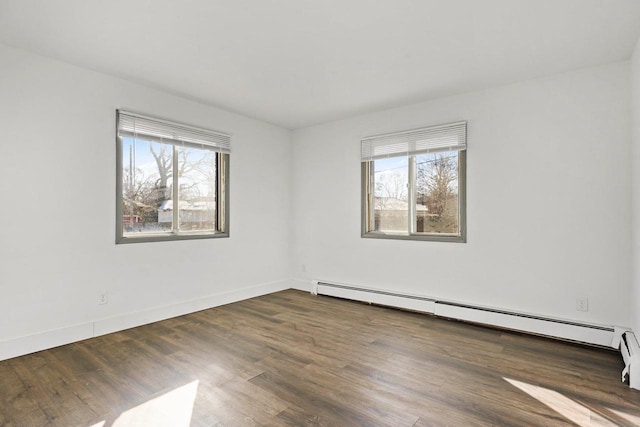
(361, 121, 466, 162)
(117, 110, 231, 153)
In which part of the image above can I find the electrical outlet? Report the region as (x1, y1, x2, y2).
(576, 297, 588, 312)
(99, 292, 109, 305)
(302, 264, 306, 272)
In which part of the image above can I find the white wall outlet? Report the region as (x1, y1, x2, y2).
(302, 264, 306, 272)
(576, 297, 588, 312)
(99, 292, 109, 305)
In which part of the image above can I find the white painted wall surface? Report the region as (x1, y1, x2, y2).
(292, 62, 632, 327)
(631, 39, 640, 336)
(0, 44, 292, 346)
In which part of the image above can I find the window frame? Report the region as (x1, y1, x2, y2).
(115, 110, 230, 244)
(361, 138, 466, 243)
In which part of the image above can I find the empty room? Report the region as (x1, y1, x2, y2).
(2, 0, 640, 425)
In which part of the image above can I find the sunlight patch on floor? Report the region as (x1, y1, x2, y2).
(503, 377, 615, 427)
(111, 380, 199, 427)
(609, 408, 640, 425)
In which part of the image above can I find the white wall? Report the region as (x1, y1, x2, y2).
(292, 62, 632, 328)
(0, 44, 292, 352)
(0, 40, 634, 359)
(631, 39, 640, 336)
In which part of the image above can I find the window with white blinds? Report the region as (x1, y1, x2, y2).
(117, 110, 231, 154)
(361, 121, 467, 242)
(116, 110, 230, 243)
(361, 121, 466, 162)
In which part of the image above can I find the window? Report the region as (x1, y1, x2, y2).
(361, 121, 466, 242)
(116, 110, 230, 243)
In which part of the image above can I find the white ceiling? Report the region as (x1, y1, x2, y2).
(1, 1, 640, 129)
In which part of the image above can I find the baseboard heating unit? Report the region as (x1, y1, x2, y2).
(613, 328, 640, 390)
(312, 280, 616, 348)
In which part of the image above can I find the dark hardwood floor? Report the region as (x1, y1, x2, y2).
(1, 289, 639, 426)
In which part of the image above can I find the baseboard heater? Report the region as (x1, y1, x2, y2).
(613, 329, 640, 390)
(312, 280, 615, 348)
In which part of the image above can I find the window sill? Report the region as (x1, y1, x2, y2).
(116, 232, 229, 244)
(361, 231, 465, 243)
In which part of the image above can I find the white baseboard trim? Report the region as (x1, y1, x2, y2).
(94, 279, 290, 337)
(0, 279, 291, 362)
(0, 322, 94, 363)
(311, 279, 619, 348)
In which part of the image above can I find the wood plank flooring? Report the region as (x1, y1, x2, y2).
(1, 289, 639, 426)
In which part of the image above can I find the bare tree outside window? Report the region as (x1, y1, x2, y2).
(415, 152, 459, 234)
(122, 138, 220, 234)
(177, 147, 217, 231)
(372, 157, 408, 232)
(123, 140, 171, 232)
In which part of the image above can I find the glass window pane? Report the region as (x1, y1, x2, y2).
(372, 157, 408, 233)
(122, 138, 173, 235)
(177, 147, 216, 232)
(415, 151, 459, 234)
